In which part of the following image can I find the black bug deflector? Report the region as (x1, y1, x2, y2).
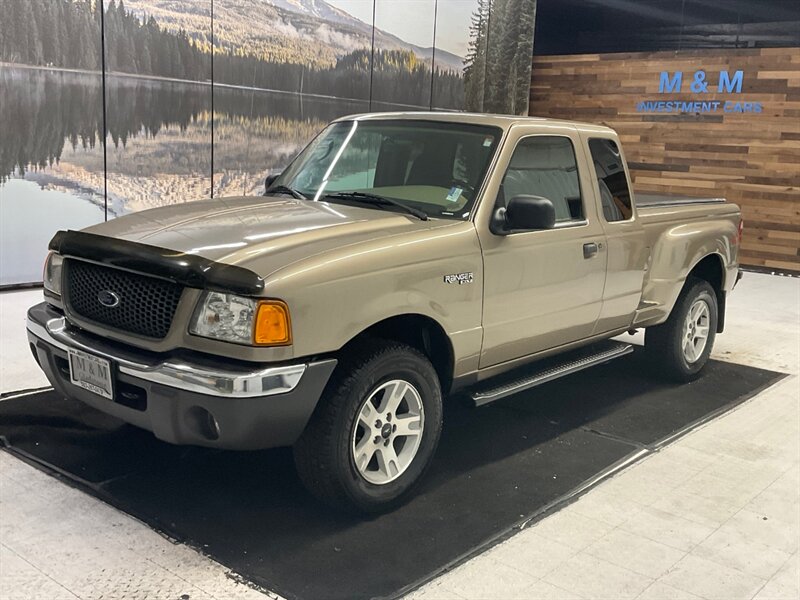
(50, 230, 265, 295)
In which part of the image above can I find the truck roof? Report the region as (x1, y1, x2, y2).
(334, 111, 616, 134)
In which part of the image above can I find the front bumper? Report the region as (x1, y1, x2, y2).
(26, 302, 337, 450)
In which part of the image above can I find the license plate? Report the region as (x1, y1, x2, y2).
(68, 349, 113, 400)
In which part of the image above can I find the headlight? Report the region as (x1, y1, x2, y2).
(190, 292, 292, 346)
(43, 252, 63, 295)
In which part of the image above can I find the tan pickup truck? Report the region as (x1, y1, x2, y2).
(28, 113, 742, 512)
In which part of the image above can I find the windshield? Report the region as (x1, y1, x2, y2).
(273, 119, 502, 219)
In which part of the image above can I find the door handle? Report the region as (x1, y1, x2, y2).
(583, 242, 599, 259)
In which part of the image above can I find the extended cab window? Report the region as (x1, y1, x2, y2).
(588, 138, 633, 222)
(499, 136, 584, 224)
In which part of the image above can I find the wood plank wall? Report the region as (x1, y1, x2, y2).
(528, 48, 800, 273)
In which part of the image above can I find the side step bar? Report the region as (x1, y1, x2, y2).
(470, 341, 634, 406)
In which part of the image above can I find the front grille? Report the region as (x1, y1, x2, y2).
(64, 259, 183, 339)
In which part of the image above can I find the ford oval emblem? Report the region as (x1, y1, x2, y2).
(97, 290, 121, 308)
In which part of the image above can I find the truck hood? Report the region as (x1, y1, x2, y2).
(83, 196, 456, 277)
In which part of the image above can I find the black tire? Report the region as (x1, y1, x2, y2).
(293, 339, 443, 513)
(645, 278, 718, 382)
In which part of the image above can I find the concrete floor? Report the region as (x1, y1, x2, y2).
(1, 272, 798, 600)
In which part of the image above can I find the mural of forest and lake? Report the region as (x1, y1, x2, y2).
(0, 0, 537, 285)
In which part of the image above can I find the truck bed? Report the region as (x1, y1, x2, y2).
(632, 190, 741, 329)
(636, 193, 738, 228)
(636, 193, 727, 208)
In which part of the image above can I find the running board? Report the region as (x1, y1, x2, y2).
(470, 341, 634, 406)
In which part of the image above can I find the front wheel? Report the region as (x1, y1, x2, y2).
(293, 340, 443, 513)
(645, 278, 718, 382)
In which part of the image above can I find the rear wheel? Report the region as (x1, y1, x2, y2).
(293, 340, 443, 513)
(645, 278, 718, 382)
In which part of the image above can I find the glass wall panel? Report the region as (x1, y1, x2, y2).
(103, 0, 212, 215)
(0, 0, 105, 285)
(533, 0, 800, 55)
(431, 0, 473, 110)
(0, 0, 541, 286)
(455, 0, 536, 114)
(680, 0, 800, 50)
(212, 0, 372, 197)
(371, 0, 436, 111)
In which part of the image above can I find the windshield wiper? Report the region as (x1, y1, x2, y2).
(266, 185, 308, 200)
(322, 191, 428, 221)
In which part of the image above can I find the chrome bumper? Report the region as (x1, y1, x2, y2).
(26, 315, 306, 399)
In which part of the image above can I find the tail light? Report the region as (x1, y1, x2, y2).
(737, 218, 744, 244)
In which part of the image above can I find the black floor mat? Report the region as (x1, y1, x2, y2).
(0, 352, 783, 600)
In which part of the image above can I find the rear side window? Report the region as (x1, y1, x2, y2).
(500, 136, 584, 223)
(588, 138, 633, 222)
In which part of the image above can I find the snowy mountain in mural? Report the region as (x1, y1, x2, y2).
(1, 0, 516, 284)
(123, 0, 464, 71)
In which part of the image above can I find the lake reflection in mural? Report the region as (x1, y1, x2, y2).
(0, 0, 536, 285)
(0, 66, 367, 283)
(0, 67, 106, 286)
(211, 86, 368, 198)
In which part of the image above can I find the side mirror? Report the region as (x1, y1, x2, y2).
(491, 195, 556, 234)
(264, 173, 280, 194)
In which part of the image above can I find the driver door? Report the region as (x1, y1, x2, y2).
(477, 127, 607, 368)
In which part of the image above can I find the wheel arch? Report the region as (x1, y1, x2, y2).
(340, 314, 455, 394)
(684, 253, 726, 332)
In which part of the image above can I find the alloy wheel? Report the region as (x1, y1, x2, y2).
(351, 379, 425, 485)
(682, 299, 710, 363)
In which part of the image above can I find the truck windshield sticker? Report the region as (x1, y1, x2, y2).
(446, 187, 463, 202)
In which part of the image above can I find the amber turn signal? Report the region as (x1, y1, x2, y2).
(253, 300, 292, 346)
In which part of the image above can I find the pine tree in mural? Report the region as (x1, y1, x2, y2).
(0, 0, 463, 108)
(464, 0, 491, 111)
(40, 0, 61, 66)
(513, 0, 537, 113)
(464, 0, 537, 115)
(0, 0, 98, 69)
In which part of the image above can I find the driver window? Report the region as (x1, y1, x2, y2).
(499, 136, 584, 223)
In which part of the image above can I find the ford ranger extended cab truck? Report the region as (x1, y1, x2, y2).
(28, 113, 742, 512)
